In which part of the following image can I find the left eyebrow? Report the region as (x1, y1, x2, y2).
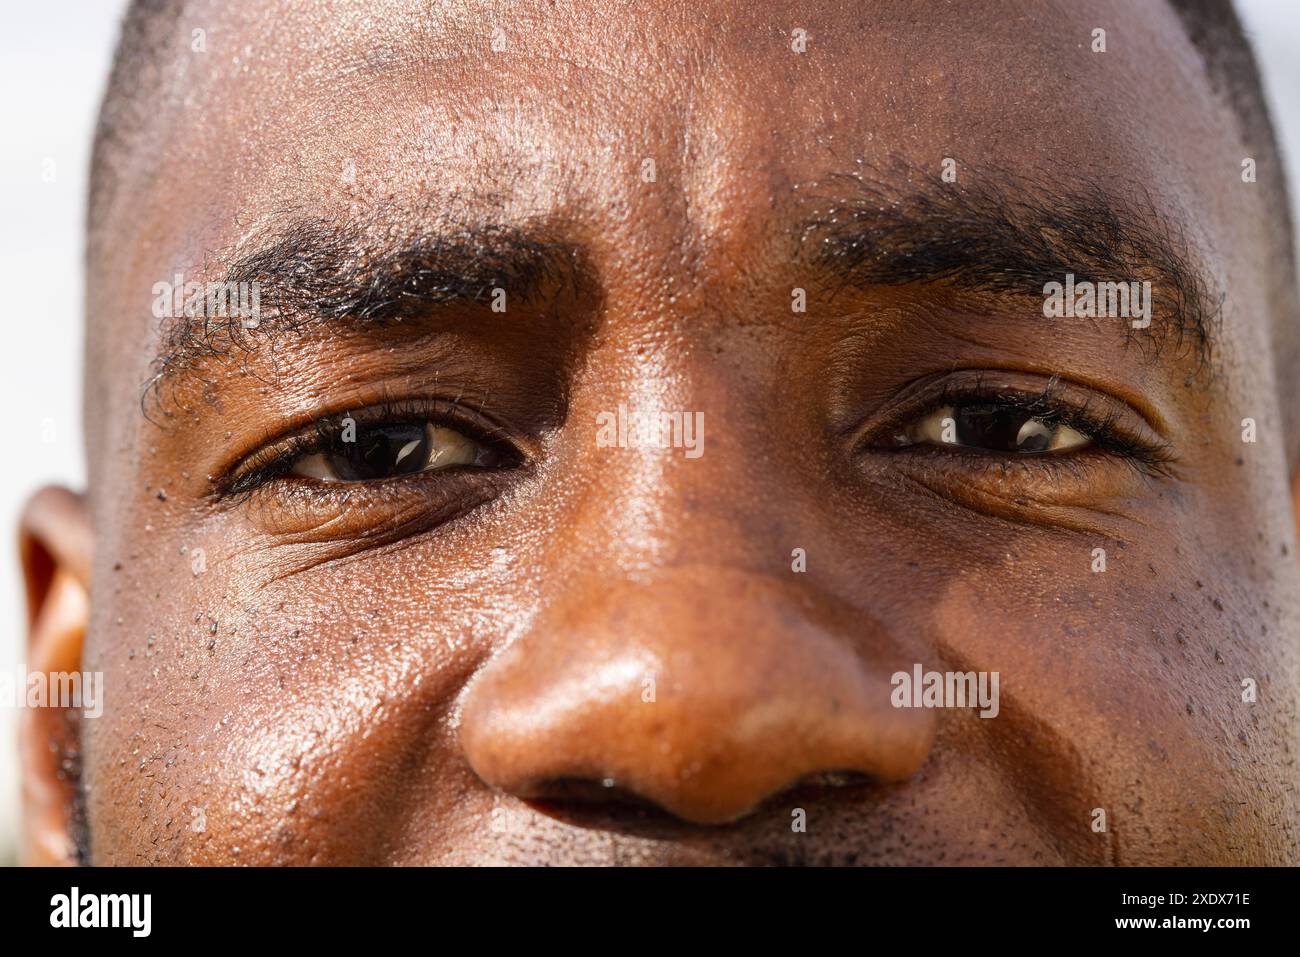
(147, 213, 583, 393)
(794, 167, 1223, 377)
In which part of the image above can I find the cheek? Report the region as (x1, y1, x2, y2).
(925, 529, 1294, 865)
(81, 544, 513, 864)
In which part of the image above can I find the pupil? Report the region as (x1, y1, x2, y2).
(331, 423, 429, 480)
(955, 405, 1053, 452)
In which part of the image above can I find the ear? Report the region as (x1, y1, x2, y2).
(18, 486, 91, 865)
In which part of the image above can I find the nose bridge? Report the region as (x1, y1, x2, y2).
(459, 565, 936, 824)
(566, 351, 796, 577)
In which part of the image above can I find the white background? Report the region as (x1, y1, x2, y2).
(1, 0, 1298, 864)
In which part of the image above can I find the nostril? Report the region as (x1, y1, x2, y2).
(524, 778, 689, 830)
(529, 769, 882, 818)
(760, 769, 882, 812)
(786, 770, 877, 791)
(518, 769, 892, 835)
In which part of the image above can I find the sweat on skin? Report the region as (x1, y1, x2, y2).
(16, 0, 1300, 866)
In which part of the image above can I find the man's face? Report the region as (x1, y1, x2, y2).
(48, 0, 1300, 863)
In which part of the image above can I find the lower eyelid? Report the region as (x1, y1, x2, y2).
(864, 444, 1126, 507)
(875, 440, 1169, 501)
(868, 457, 1149, 537)
(229, 465, 511, 539)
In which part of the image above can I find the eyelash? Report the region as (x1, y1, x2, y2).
(219, 377, 1171, 506)
(874, 378, 1174, 476)
(221, 397, 521, 498)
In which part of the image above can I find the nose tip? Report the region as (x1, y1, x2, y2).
(460, 568, 935, 824)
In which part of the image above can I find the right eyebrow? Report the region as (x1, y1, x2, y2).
(795, 168, 1225, 380)
(149, 215, 583, 390)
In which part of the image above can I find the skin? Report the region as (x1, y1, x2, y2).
(19, 0, 1300, 865)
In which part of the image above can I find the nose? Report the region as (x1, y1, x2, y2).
(460, 566, 935, 824)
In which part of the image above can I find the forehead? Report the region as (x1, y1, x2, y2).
(96, 0, 1258, 410)
(141, 0, 1219, 208)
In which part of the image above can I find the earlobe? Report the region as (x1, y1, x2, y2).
(17, 486, 91, 866)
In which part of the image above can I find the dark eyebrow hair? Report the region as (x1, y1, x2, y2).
(151, 169, 1222, 406)
(148, 214, 582, 394)
(795, 167, 1223, 378)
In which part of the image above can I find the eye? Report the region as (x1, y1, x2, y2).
(897, 403, 1091, 454)
(292, 422, 502, 483)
